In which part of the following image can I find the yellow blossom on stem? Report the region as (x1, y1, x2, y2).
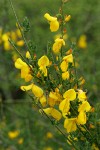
(78, 89, 87, 101)
(43, 108, 62, 121)
(52, 38, 65, 54)
(78, 101, 91, 112)
(26, 51, 31, 59)
(59, 99, 70, 117)
(20, 84, 33, 91)
(32, 84, 43, 98)
(63, 54, 73, 63)
(39, 95, 47, 107)
(38, 55, 49, 76)
(15, 58, 33, 82)
(77, 111, 86, 125)
(44, 13, 59, 32)
(62, 71, 69, 80)
(60, 60, 68, 72)
(15, 58, 27, 69)
(63, 89, 76, 100)
(64, 118, 77, 133)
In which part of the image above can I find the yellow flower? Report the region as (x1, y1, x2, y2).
(2, 33, 9, 41)
(59, 99, 70, 117)
(26, 51, 31, 59)
(4, 41, 11, 51)
(92, 144, 99, 150)
(16, 29, 22, 38)
(17, 40, 24, 47)
(78, 101, 91, 112)
(10, 31, 17, 41)
(18, 138, 24, 144)
(62, 71, 69, 80)
(39, 95, 47, 107)
(64, 118, 77, 133)
(50, 108, 62, 121)
(46, 132, 53, 139)
(78, 35, 87, 49)
(63, 89, 76, 101)
(52, 38, 65, 54)
(38, 55, 49, 76)
(8, 130, 20, 139)
(43, 108, 62, 121)
(15, 58, 27, 69)
(63, 54, 73, 63)
(21, 66, 33, 82)
(65, 15, 71, 22)
(77, 111, 86, 125)
(32, 84, 43, 98)
(60, 61, 68, 72)
(20, 84, 33, 91)
(15, 58, 33, 82)
(48, 90, 62, 106)
(44, 13, 59, 32)
(78, 90, 87, 101)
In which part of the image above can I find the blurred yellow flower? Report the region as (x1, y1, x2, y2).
(46, 132, 53, 139)
(52, 38, 65, 54)
(8, 130, 20, 139)
(92, 144, 99, 150)
(10, 31, 17, 41)
(18, 138, 24, 144)
(16, 29, 22, 38)
(4, 41, 11, 51)
(17, 40, 24, 47)
(78, 35, 87, 49)
(44, 147, 53, 150)
(2, 33, 8, 41)
(65, 15, 71, 22)
(44, 13, 59, 32)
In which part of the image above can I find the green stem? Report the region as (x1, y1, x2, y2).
(8, 0, 30, 51)
(60, 0, 64, 57)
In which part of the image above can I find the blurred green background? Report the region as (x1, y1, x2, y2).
(0, 0, 100, 149)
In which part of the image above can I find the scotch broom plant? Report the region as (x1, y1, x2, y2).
(8, 0, 100, 149)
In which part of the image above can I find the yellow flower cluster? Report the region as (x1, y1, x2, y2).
(14, 11, 91, 135)
(0, 28, 24, 51)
